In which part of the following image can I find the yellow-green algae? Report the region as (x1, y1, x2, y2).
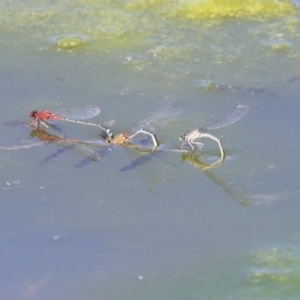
(127, 0, 296, 20)
(271, 43, 292, 52)
(128, 0, 296, 20)
(0, 0, 298, 54)
(0, 0, 150, 52)
(171, 0, 296, 20)
(127, 0, 168, 10)
(56, 36, 85, 50)
(248, 247, 300, 284)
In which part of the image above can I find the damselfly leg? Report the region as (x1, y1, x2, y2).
(180, 104, 249, 157)
(127, 129, 159, 147)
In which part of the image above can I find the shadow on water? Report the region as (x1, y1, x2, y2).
(2, 119, 252, 207)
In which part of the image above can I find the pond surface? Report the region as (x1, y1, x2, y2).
(1, 1, 300, 299)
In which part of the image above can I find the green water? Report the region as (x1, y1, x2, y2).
(1, 1, 300, 299)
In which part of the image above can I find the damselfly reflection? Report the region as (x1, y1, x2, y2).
(29, 129, 103, 162)
(1, 122, 65, 151)
(1, 124, 91, 164)
(180, 152, 252, 206)
(120, 146, 251, 205)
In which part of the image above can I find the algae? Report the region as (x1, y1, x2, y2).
(171, 0, 297, 21)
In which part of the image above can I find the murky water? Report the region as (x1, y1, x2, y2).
(1, 1, 300, 299)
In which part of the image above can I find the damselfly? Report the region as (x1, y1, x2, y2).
(106, 97, 181, 147)
(180, 104, 249, 158)
(28, 105, 113, 142)
(3, 120, 252, 205)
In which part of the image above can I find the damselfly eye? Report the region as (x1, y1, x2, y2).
(29, 110, 38, 118)
(179, 134, 186, 141)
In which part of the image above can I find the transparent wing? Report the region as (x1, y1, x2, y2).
(201, 104, 249, 132)
(128, 98, 182, 134)
(50, 105, 101, 120)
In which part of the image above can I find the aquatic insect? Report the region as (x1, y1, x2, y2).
(180, 104, 249, 158)
(105, 97, 181, 147)
(24, 98, 181, 167)
(3, 120, 252, 205)
(28, 105, 113, 142)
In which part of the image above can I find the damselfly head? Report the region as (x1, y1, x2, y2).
(106, 128, 114, 139)
(29, 110, 38, 119)
(99, 131, 113, 144)
(179, 133, 187, 141)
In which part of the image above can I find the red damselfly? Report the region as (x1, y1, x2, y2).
(29, 105, 113, 142)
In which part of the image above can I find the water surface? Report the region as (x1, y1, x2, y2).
(1, 1, 300, 299)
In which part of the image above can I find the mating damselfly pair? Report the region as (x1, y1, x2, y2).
(28, 100, 249, 157)
(3, 99, 251, 205)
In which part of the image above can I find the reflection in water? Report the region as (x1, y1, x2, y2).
(56, 97, 180, 166)
(120, 147, 251, 206)
(29, 129, 103, 163)
(3, 124, 116, 166)
(1, 122, 64, 151)
(41, 148, 66, 164)
(0, 141, 44, 151)
(3, 121, 65, 136)
(2, 119, 161, 166)
(180, 152, 252, 206)
(285, 74, 300, 83)
(2, 121, 251, 205)
(119, 149, 164, 172)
